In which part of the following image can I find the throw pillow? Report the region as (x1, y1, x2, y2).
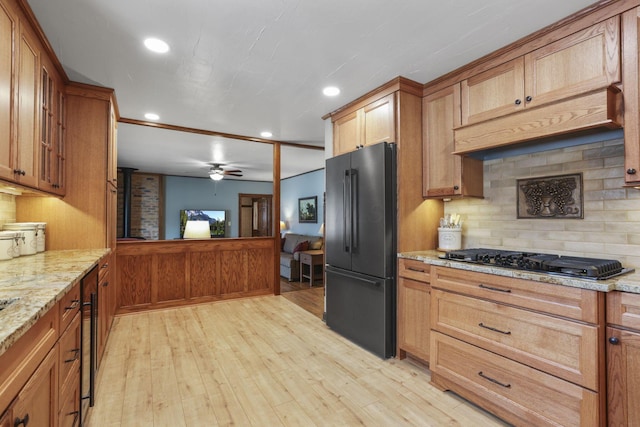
(280, 237, 286, 251)
(293, 241, 309, 253)
(309, 238, 323, 250)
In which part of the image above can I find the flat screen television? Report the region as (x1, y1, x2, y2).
(179, 209, 226, 238)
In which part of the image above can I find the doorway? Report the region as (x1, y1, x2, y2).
(238, 194, 273, 237)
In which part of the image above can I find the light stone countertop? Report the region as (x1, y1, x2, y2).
(0, 249, 110, 357)
(399, 250, 640, 294)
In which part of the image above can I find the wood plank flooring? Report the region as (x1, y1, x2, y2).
(89, 295, 510, 426)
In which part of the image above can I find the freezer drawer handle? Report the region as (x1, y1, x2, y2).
(478, 371, 511, 388)
(478, 322, 511, 335)
(479, 283, 511, 293)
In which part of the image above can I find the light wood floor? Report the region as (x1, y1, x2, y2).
(89, 295, 510, 426)
(280, 279, 324, 319)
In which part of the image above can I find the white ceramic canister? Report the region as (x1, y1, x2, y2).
(437, 227, 462, 251)
(0, 231, 16, 260)
(33, 222, 46, 252)
(3, 223, 38, 255)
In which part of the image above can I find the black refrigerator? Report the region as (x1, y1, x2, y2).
(325, 141, 396, 359)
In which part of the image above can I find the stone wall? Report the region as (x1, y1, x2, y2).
(444, 138, 640, 270)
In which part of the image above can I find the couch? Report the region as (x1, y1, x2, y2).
(280, 233, 323, 281)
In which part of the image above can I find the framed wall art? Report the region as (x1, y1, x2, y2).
(517, 173, 583, 219)
(298, 196, 318, 223)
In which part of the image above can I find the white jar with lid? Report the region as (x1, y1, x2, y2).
(3, 223, 38, 255)
(32, 222, 46, 252)
(0, 231, 16, 260)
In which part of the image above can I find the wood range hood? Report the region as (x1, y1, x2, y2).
(453, 85, 623, 155)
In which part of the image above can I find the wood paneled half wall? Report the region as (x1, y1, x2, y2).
(116, 238, 275, 313)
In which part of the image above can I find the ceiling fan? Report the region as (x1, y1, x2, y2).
(208, 163, 243, 181)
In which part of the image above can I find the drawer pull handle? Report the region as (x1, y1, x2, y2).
(14, 414, 29, 426)
(479, 284, 511, 293)
(478, 371, 511, 388)
(65, 348, 80, 363)
(407, 267, 425, 273)
(65, 300, 80, 310)
(479, 322, 511, 335)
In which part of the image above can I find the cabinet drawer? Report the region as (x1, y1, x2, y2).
(58, 368, 80, 427)
(432, 289, 599, 390)
(58, 312, 80, 390)
(398, 259, 430, 282)
(59, 281, 81, 333)
(607, 291, 640, 330)
(431, 266, 600, 323)
(98, 254, 111, 282)
(430, 331, 599, 427)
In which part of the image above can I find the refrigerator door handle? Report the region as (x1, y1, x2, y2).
(350, 169, 358, 252)
(343, 170, 351, 253)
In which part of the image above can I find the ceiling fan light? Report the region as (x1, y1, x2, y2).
(210, 172, 224, 181)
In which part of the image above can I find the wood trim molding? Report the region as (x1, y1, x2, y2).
(323, 76, 423, 121)
(118, 117, 324, 150)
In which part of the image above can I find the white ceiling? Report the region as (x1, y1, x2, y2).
(26, 0, 596, 180)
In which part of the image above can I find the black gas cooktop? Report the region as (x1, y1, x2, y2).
(443, 248, 634, 280)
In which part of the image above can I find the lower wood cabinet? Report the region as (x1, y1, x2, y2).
(429, 266, 604, 426)
(607, 291, 640, 426)
(397, 258, 431, 362)
(0, 280, 87, 427)
(9, 347, 58, 427)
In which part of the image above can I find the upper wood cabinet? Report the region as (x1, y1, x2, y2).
(333, 93, 395, 156)
(461, 17, 620, 127)
(622, 7, 640, 186)
(423, 84, 483, 198)
(12, 17, 40, 188)
(39, 55, 66, 195)
(328, 77, 443, 252)
(1, 0, 67, 194)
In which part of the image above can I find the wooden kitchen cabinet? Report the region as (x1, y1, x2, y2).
(333, 93, 395, 156)
(397, 258, 431, 362)
(18, 83, 119, 251)
(422, 84, 483, 198)
(622, 7, 640, 186)
(0, 0, 16, 183)
(328, 77, 442, 252)
(0, 8, 42, 187)
(98, 254, 115, 364)
(461, 17, 620, 127)
(38, 54, 66, 195)
(607, 291, 640, 426)
(430, 266, 605, 426)
(10, 346, 58, 427)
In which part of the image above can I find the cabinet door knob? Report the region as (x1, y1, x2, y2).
(514, 99, 522, 105)
(525, 96, 533, 102)
(453, 185, 459, 190)
(609, 336, 620, 345)
(627, 168, 637, 175)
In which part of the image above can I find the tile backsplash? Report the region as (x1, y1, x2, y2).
(0, 193, 16, 229)
(445, 138, 640, 270)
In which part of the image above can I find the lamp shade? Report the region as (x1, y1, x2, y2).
(318, 223, 324, 235)
(183, 220, 211, 239)
(280, 221, 286, 232)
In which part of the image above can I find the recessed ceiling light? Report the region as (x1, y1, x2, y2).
(144, 38, 170, 54)
(260, 131, 273, 138)
(323, 86, 340, 97)
(144, 112, 160, 120)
